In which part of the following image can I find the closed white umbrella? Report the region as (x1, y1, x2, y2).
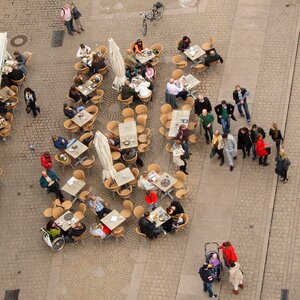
(93, 131, 116, 181)
(108, 37, 126, 91)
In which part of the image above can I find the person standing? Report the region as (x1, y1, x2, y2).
(218, 241, 238, 268)
(194, 94, 212, 116)
(172, 140, 189, 175)
(256, 133, 270, 166)
(39, 170, 64, 201)
(237, 127, 252, 158)
(176, 124, 190, 155)
(275, 149, 291, 183)
(41, 151, 53, 170)
(198, 263, 218, 298)
(60, 2, 76, 35)
(199, 109, 214, 145)
(250, 124, 265, 160)
(24, 87, 40, 118)
(232, 85, 251, 123)
(145, 190, 158, 211)
(222, 133, 237, 171)
(269, 123, 284, 156)
(210, 130, 225, 166)
(71, 2, 84, 33)
(229, 261, 244, 295)
(214, 100, 236, 134)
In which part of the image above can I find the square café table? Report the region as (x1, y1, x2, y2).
(0, 86, 15, 101)
(101, 210, 126, 230)
(65, 140, 89, 165)
(119, 121, 138, 149)
(71, 110, 93, 127)
(135, 49, 156, 64)
(168, 110, 190, 137)
(153, 172, 177, 199)
(113, 167, 135, 187)
(61, 177, 86, 201)
(184, 45, 206, 61)
(55, 211, 79, 231)
(150, 206, 171, 228)
(77, 80, 98, 96)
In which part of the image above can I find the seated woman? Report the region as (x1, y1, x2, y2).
(46, 220, 62, 239)
(144, 62, 155, 81)
(178, 36, 191, 52)
(69, 85, 82, 103)
(133, 39, 145, 54)
(170, 200, 185, 215)
(73, 73, 84, 86)
(63, 103, 85, 119)
(90, 223, 111, 238)
(91, 54, 107, 74)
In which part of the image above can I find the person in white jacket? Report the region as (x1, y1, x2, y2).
(229, 261, 244, 295)
(222, 133, 237, 171)
(172, 141, 188, 174)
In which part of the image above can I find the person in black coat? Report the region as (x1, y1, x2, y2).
(198, 263, 217, 298)
(214, 100, 236, 134)
(232, 85, 251, 123)
(237, 127, 252, 158)
(121, 81, 138, 101)
(194, 95, 212, 116)
(250, 124, 265, 160)
(24, 87, 40, 117)
(91, 54, 106, 74)
(63, 103, 78, 119)
(139, 212, 163, 239)
(170, 200, 185, 215)
(178, 36, 191, 52)
(204, 48, 223, 67)
(269, 123, 284, 155)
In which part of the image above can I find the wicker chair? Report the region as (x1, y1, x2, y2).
(106, 121, 120, 136)
(24, 52, 33, 66)
(95, 45, 108, 57)
(172, 69, 183, 80)
(74, 61, 89, 74)
(118, 94, 133, 107)
(172, 55, 187, 69)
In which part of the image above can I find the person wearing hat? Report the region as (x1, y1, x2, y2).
(229, 261, 244, 295)
(198, 263, 218, 298)
(222, 133, 237, 171)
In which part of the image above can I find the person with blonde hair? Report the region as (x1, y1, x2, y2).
(275, 149, 291, 183)
(269, 123, 284, 155)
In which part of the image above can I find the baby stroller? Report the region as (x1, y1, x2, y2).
(41, 228, 65, 252)
(205, 242, 223, 280)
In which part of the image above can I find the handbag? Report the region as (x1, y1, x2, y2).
(266, 147, 271, 155)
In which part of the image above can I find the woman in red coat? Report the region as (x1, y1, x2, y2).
(256, 133, 269, 166)
(145, 190, 158, 211)
(218, 241, 238, 268)
(41, 151, 53, 170)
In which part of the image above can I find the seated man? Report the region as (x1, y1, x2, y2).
(52, 135, 69, 149)
(8, 68, 24, 82)
(63, 103, 85, 118)
(166, 78, 188, 102)
(76, 43, 91, 58)
(121, 81, 138, 101)
(88, 195, 112, 220)
(178, 36, 191, 52)
(139, 212, 164, 239)
(170, 200, 185, 215)
(66, 222, 87, 243)
(91, 54, 106, 74)
(46, 220, 62, 239)
(14, 50, 26, 66)
(107, 133, 123, 153)
(204, 48, 224, 67)
(138, 172, 157, 191)
(123, 148, 144, 167)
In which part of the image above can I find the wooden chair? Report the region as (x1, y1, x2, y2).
(175, 188, 190, 200)
(189, 134, 199, 144)
(151, 57, 159, 69)
(9, 97, 19, 115)
(114, 162, 125, 172)
(133, 206, 145, 219)
(90, 89, 104, 107)
(5, 112, 13, 125)
(135, 227, 147, 238)
(0, 126, 12, 143)
(72, 230, 87, 244)
(23, 52, 33, 66)
(120, 200, 134, 218)
(129, 168, 139, 186)
(136, 115, 146, 134)
(55, 153, 72, 170)
(73, 170, 86, 180)
(10, 85, 19, 97)
(121, 108, 135, 122)
(112, 226, 125, 242)
(85, 105, 99, 122)
(172, 69, 183, 80)
(122, 153, 137, 166)
(165, 143, 173, 154)
(117, 185, 133, 200)
(173, 171, 187, 189)
(112, 151, 121, 161)
(138, 128, 151, 143)
(201, 37, 216, 51)
(117, 94, 133, 107)
(135, 104, 148, 120)
(66, 93, 82, 106)
(79, 186, 92, 202)
(79, 132, 94, 148)
(74, 61, 89, 74)
(74, 203, 87, 220)
(182, 104, 192, 111)
(52, 207, 64, 219)
(82, 119, 96, 132)
(63, 119, 80, 134)
(95, 45, 108, 57)
(172, 55, 187, 69)
(107, 121, 120, 136)
(81, 155, 95, 169)
(11, 75, 25, 89)
(104, 177, 120, 197)
(61, 200, 73, 210)
(139, 93, 152, 104)
(159, 127, 170, 139)
(176, 213, 189, 231)
(160, 114, 171, 129)
(147, 164, 161, 174)
(191, 63, 206, 76)
(137, 140, 150, 158)
(150, 43, 164, 59)
(89, 73, 104, 88)
(188, 121, 196, 131)
(160, 103, 173, 117)
(43, 207, 53, 218)
(99, 65, 109, 76)
(186, 96, 195, 108)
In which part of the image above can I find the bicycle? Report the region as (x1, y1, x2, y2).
(141, 2, 164, 36)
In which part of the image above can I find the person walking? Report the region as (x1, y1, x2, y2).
(210, 130, 225, 166)
(222, 133, 237, 171)
(24, 87, 40, 117)
(250, 124, 265, 160)
(237, 127, 252, 158)
(71, 2, 84, 33)
(229, 261, 244, 295)
(232, 85, 251, 123)
(214, 100, 236, 134)
(199, 109, 214, 145)
(256, 133, 270, 166)
(275, 149, 291, 183)
(60, 2, 76, 35)
(194, 94, 212, 116)
(172, 140, 189, 175)
(198, 263, 218, 298)
(269, 123, 284, 156)
(176, 124, 190, 156)
(39, 170, 64, 201)
(145, 190, 158, 211)
(218, 241, 238, 268)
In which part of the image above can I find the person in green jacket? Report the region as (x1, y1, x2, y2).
(199, 109, 214, 144)
(46, 220, 62, 239)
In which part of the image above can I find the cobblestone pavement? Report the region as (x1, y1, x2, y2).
(0, 0, 299, 299)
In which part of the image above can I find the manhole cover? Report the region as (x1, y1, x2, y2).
(10, 35, 28, 47)
(4, 289, 20, 300)
(51, 30, 65, 47)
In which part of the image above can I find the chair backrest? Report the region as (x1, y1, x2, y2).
(52, 207, 64, 219)
(79, 132, 93, 143)
(95, 45, 108, 57)
(135, 104, 148, 115)
(79, 203, 87, 215)
(160, 103, 172, 114)
(86, 105, 99, 115)
(24, 52, 32, 65)
(9, 85, 19, 96)
(165, 143, 173, 153)
(186, 96, 195, 106)
(82, 155, 95, 168)
(135, 227, 147, 238)
(122, 153, 137, 164)
(172, 55, 185, 64)
(117, 185, 133, 197)
(160, 114, 169, 126)
(112, 226, 125, 237)
(144, 128, 151, 137)
(177, 213, 189, 229)
(122, 107, 134, 119)
(147, 164, 161, 174)
(123, 200, 134, 211)
(193, 64, 206, 72)
(172, 69, 183, 80)
(133, 206, 145, 218)
(131, 167, 140, 179)
(107, 121, 120, 135)
(73, 170, 86, 180)
(114, 163, 125, 172)
(175, 171, 186, 182)
(5, 112, 13, 124)
(99, 66, 108, 75)
(182, 104, 192, 111)
(136, 115, 147, 126)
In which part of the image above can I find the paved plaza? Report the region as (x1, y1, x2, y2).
(1, 0, 300, 299)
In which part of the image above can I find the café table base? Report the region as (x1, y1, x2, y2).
(160, 188, 174, 200)
(74, 155, 88, 166)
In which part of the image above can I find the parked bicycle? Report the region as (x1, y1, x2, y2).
(141, 2, 164, 36)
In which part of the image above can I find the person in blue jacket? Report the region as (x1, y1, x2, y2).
(40, 170, 64, 200)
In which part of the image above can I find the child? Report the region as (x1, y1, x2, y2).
(209, 253, 220, 279)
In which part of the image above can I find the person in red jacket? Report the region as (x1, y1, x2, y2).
(145, 190, 158, 211)
(256, 133, 269, 166)
(218, 241, 238, 268)
(41, 151, 53, 170)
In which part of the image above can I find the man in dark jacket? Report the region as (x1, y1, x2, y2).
(250, 124, 265, 160)
(199, 263, 217, 298)
(178, 36, 191, 52)
(214, 100, 236, 134)
(232, 85, 251, 123)
(63, 103, 79, 119)
(237, 127, 252, 158)
(176, 124, 190, 155)
(204, 48, 223, 67)
(194, 95, 212, 116)
(170, 200, 185, 215)
(139, 212, 164, 239)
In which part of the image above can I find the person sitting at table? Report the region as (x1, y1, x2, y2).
(0, 102, 8, 115)
(173, 140, 189, 175)
(41, 151, 53, 170)
(123, 148, 144, 167)
(166, 78, 188, 101)
(63, 103, 85, 118)
(14, 51, 26, 66)
(124, 49, 141, 70)
(139, 212, 165, 239)
(121, 81, 138, 101)
(46, 220, 62, 239)
(204, 48, 224, 67)
(8, 68, 24, 83)
(125, 66, 137, 81)
(76, 43, 91, 58)
(90, 223, 112, 238)
(107, 133, 123, 153)
(73, 73, 84, 86)
(52, 135, 69, 149)
(91, 54, 107, 74)
(144, 62, 155, 81)
(89, 195, 112, 220)
(178, 36, 191, 52)
(138, 172, 157, 191)
(66, 222, 87, 242)
(133, 39, 145, 54)
(170, 200, 185, 215)
(135, 80, 152, 99)
(39, 170, 64, 201)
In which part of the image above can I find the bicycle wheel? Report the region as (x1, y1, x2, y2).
(156, 5, 164, 20)
(142, 18, 147, 36)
